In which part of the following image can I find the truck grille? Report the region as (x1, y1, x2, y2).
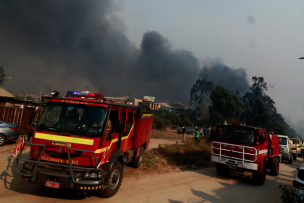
(45, 151, 80, 159)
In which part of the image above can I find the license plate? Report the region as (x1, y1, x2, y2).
(45, 181, 60, 188)
(227, 160, 236, 164)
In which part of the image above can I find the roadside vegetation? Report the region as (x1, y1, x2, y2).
(124, 138, 212, 177)
(279, 185, 304, 203)
(146, 76, 301, 139)
(158, 139, 211, 167)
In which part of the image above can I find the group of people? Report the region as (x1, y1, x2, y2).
(194, 126, 211, 144)
(182, 126, 211, 144)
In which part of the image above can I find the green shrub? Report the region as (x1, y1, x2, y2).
(183, 117, 194, 128)
(279, 185, 304, 203)
(153, 115, 166, 130)
(164, 119, 171, 126)
(171, 125, 178, 130)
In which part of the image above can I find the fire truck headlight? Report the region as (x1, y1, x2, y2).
(84, 173, 98, 178)
(32, 150, 38, 156)
(23, 161, 34, 171)
(90, 173, 98, 178)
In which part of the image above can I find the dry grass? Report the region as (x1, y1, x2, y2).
(124, 139, 213, 177)
(159, 139, 212, 168)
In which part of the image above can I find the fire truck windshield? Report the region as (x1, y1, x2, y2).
(216, 125, 256, 145)
(37, 102, 107, 138)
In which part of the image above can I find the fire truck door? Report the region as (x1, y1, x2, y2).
(116, 109, 126, 150)
(122, 110, 134, 151)
(104, 109, 120, 150)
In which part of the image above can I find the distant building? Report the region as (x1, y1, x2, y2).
(0, 87, 37, 107)
(171, 102, 188, 110)
(143, 96, 155, 102)
(134, 98, 143, 106)
(105, 96, 129, 104)
(160, 102, 173, 111)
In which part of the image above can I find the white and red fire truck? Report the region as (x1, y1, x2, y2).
(211, 122, 281, 185)
(15, 91, 153, 197)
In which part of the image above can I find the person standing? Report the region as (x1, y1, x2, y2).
(203, 126, 209, 139)
(199, 127, 203, 140)
(182, 126, 186, 142)
(194, 127, 200, 144)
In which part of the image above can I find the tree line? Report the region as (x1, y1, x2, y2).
(190, 76, 300, 138)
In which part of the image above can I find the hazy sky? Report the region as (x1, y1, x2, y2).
(118, 0, 304, 132)
(2, 0, 304, 134)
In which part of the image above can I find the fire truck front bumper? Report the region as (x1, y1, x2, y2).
(20, 165, 105, 191)
(211, 155, 258, 171)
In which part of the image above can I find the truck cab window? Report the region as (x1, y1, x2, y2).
(125, 111, 134, 134)
(106, 109, 119, 140)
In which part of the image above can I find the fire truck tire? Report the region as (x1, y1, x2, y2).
(270, 158, 279, 176)
(288, 154, 293, 164)
(252, 163, 266, 186)
(216, 163, 228, 175)
(293, 154, 297, 160)
(131, 146, 144, 168)
(0, 135, 6, 146)
(100, 161, 123, 198)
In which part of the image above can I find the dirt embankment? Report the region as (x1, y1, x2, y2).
(124, 128, 212, 177)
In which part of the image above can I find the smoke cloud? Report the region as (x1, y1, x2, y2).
(199, 62, 250, 95)
(0, 0, 249, 105)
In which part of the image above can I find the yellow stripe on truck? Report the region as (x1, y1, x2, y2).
(141, 114, 153, 118)
(95, 123, 135, 153)
(35, 133, 94, 146)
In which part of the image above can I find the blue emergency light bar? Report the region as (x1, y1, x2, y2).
(66, 91, 80, 95)
(66, 91, 104, 99)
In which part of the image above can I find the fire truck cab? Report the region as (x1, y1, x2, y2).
(211, 122, 281, 185)
(15, 91, 153, 197)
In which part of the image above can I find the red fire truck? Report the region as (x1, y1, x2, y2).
(211, 122, 281, 185)
(15, 91, 153, 197)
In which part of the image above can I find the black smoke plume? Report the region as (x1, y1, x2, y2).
(0, 0, 249, 105)
(199, 62, 250, 95)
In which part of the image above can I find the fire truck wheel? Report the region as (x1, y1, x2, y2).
(0, 135, 6, 146)
(288, 154, 293, 164)
(270, 158, 279, 176)
(216, 163, 228, 175)
(100, 161, 123, 198)
(293, 153, 297, 161)
(131, 146, 144, 168)
(252, 163, 266, 186)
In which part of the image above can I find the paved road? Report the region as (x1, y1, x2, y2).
(0, 142, 299, 203)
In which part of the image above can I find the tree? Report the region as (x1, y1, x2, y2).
(0, 66, 6, 87)
(180, 110, 196, 125)
(183, 117, 194, 128)
(190, 79, 215, 117)
(250, 76, 268, 96)
(209, 85, 242, 124)
(242, 76, 288, 133)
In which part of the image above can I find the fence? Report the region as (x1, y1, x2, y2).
(0, 107, 43, 135)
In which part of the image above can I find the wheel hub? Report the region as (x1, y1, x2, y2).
(109, 169, 120, 190)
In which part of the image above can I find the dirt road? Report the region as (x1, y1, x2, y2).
(0, 142, 298, 203)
